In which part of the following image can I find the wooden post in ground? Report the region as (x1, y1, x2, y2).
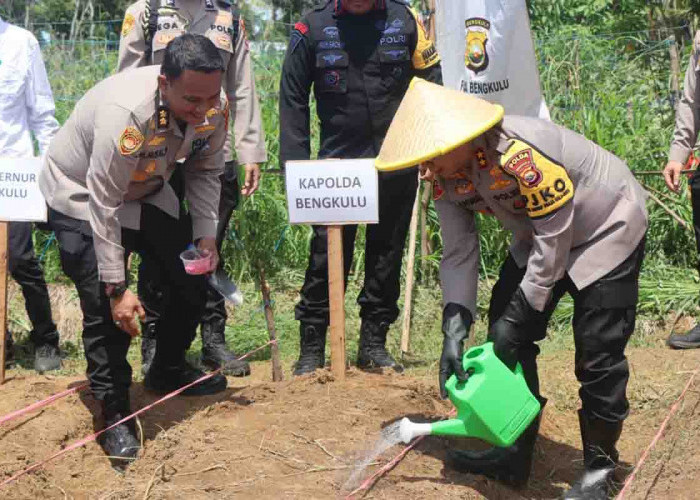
(259, 265, 283, 382)
(669, 35, 681, 108)
(327, 225, 346, 380)
(401, 184, 420, 355)
(0, 222, 8, 384)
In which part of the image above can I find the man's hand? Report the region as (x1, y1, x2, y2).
(110, 289, 145, 337)
(439, 303, 473, 399)
(419, 163, 435, 182)
(241, 163, 260, 196)
(197, 236, 219, 273)
(663, 160, 685, 192)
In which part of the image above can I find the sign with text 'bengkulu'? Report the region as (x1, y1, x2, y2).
(0, 157, 47, 222)
(285, 159, 378, 225)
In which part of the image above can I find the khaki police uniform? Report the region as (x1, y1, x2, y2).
(436, 115, 648, 422)
(118, 0, 265, 165)
(39, 65, 227, 401)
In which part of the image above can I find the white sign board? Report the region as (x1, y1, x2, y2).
(285, 159, 379, 225)
(0, 157, 47, 222)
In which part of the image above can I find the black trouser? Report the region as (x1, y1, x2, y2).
(295, 169, 418, 327)
(8, 222, 58, 345)
(488, 237, 646, 423)
(689, 169, 700, 257)
(138, 164, 240, 342)
(48, 205, 207, 401)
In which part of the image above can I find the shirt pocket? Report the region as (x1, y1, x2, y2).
(377, 45, 410, 85)
(314, 51, 349, 94)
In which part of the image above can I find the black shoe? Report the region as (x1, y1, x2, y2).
(97, 396, 140, 470)
(293, 323, 327, 376)
(667, 324, 700, 349)
(447, 398, 545, 488)
(140, 322, 157, 376)
(144, 360, 227, 396)
(356, 320, 403, 373)
(563, 410, 622, 499)
(34, 343, 62, 373)
(201, 319, 251, 377)
(4, 332, 14, 367)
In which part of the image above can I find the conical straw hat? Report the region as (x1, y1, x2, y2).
(375, 78, 504, 171)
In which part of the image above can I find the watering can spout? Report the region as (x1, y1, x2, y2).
(398, 417, 432, 444)
(398, 417, 469, 443)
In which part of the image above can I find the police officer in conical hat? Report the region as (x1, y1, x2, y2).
(376, 78, 648, 499)
(118, 0, 266, 377)
(40, 34, 229, 467)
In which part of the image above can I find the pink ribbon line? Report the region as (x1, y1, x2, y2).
(616, 365, 700, 499)
(0, 339, 276, 489)
(344, 409, 456, 500)
(0, 382, 90, 427)
(344, 435, 426, 500)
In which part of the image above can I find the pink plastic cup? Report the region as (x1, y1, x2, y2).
(180, 248, 212, 275)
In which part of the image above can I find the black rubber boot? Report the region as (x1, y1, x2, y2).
(563, 410, 622, 500)
(667, 324, 700, 349)
(34, 342, 62, 373)
(447, 398, 546, 488)
(356, 320, 403, 373)
(140, 321, 157, 376)
(201, 318, 251, 377)
(4, 332, 14, 367)
(293, 323, 327, 376)
(144, 359, 227, 396)
(97, 395, 140, 470)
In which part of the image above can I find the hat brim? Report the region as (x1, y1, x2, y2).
(375, 105, 504, 171)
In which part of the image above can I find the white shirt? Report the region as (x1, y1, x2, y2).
(0, 17, 59, 158)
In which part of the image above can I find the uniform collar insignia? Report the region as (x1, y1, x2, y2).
(156, 94, 170, 131)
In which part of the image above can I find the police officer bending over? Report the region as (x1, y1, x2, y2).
(375, 79, 648, 499)
(118, 0, 267, 377)
(280, 0, 442, 375)
(39, 34, 228, 467)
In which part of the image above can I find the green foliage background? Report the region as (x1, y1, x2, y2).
(8, 2, 700, 360)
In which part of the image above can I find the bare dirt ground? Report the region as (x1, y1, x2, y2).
(1, 345, 700, 499)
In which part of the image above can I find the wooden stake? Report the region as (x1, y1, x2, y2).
(327, 225, 346, 380)
(669, 35, 681, 107)
(401, 186, 420, 354)
(259, 265, 283, 382)
(419, 181, 432, 280)
(0, 222, 8, 384)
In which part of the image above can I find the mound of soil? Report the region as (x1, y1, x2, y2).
(1, 347, 699, 499)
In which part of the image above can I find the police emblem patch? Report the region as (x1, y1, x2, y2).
(465, 18, 490, 74)
(216, 34, 231, 50)
(502, 148, 542, 188)
(324, 70, 340, 87)
(121, 13, 135, 37)
(119, 126, 144, 156)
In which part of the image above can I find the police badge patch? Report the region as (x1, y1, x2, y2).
(465, 18, 490, 74)
(119, 126, 144, 156)
(121, 13, 136, 37)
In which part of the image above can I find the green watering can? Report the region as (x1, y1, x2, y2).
(399, 342, 540, 447)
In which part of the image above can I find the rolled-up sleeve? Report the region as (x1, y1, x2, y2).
(25, 38, 59, 155)
(85, 105, 141, 283)
(226, 18, 267, 165)
(670, 35, 700, 164)
(436, 197, 480, 318)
